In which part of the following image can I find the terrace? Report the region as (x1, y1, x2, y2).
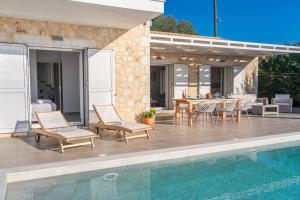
(1, 113, 300, 169)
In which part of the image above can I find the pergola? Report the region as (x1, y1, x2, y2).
(150, 31, 300, 57)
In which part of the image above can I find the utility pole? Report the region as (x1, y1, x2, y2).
(214, 0, 218, 37)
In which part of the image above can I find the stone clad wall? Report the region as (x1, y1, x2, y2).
(0, 16, 150, 122)
(151, 51, 258, 96)
(244, 57, 258, 94)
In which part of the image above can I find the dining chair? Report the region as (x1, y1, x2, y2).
(235, 101, 251, 121)
(216, 100, 237, 124)
(179, 103, 188, 120)
(195, 102, 217, 126)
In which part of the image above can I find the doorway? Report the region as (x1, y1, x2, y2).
(150, 65, 167, 109)
(211, 67, 224, 95)
(29, 48, 83, 124)
(36, 62, 62, 109)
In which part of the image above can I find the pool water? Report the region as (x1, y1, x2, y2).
(7, 144, 300, 200)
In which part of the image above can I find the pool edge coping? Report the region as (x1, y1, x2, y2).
(0, 171, 6, 200)
(3, 131, 300, 199)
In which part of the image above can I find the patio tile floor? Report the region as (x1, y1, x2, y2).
(1, 113, 300, 169)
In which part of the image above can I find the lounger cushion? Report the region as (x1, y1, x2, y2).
(93, 104, 152, 134)
(94, 105, 122, 124)
(47, 127, 95, 139)
(115, 122, 151, 131)
(36, 111, 69, 129)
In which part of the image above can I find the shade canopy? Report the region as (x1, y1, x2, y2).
(151, 32, 300, 57)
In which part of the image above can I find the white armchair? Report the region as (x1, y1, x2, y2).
(271, 94, 293, 113)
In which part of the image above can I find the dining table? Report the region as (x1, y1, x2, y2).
(174, 98, 241, 126)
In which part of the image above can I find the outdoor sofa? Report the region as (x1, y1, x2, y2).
(271, 94, 293, 113)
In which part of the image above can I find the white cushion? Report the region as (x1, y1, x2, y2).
(275, 98, 290, 103)
(274, 103, 290, 106)
(232, 94, 257, 103)
(275, 94, 290, 99)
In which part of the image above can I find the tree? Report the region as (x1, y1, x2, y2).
(258, 53, 300, 106)
(151, 15, 177, 33)
(176, 21, 197, 35)
(151, 15, 197, 35)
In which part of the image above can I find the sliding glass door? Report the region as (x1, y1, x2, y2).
(211, 67, 224, 95)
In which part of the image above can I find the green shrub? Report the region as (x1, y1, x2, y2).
(150, 108, 156, 115)
(259, 53, 300, 107)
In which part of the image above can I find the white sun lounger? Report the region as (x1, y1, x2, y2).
(92, 104, 152, 143)
(33, 111, 96, 153)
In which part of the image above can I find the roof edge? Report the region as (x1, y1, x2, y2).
(150, 32, 300, 55)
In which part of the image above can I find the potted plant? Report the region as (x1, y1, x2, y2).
(141, 109, 156, 126)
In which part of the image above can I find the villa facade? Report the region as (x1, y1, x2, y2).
(0, 0, 164, 133)
(0, 0, 300, 134)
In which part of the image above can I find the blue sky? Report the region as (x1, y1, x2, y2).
(164, 0, 300, 44)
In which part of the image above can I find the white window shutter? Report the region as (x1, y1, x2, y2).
(199, 65, 211, 95)
(0, 44, 29, 133)
(173, 64, 188, 99)
(87, 49, 114, 122)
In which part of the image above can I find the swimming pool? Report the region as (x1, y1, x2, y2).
(6, 142, 300, 200)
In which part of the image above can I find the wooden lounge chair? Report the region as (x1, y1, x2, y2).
(33, 111, 96, 153)
(92, 104, 152, 143)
